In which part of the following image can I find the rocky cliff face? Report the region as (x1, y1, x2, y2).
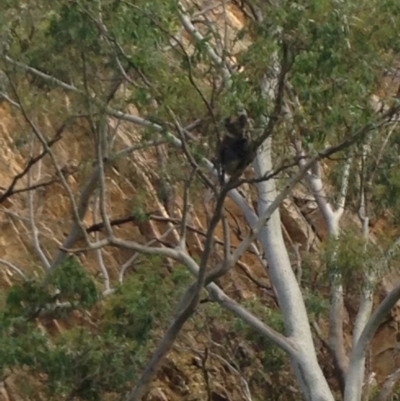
(1, 1, 400, 400)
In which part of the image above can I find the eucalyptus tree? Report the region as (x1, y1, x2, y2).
(1, 0, 400, 400)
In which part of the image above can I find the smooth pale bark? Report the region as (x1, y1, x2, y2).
(308, 165, 349, 391)
(353, 202, 373, 345)
(375, 368, 400, 401)
(296, 145, 351, 392)
(251, 138, 334, 401)
(352, 133, 375, 344)
(348, 138, 375, 398)
(344, 283, 400, 401)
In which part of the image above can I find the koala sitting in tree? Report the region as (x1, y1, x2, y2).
(217, 114, 252, 176)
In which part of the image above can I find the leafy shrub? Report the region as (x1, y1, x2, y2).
(5, 257, 98, 320)
(0, 259, 191, 400)
(232, 296, 286, 373)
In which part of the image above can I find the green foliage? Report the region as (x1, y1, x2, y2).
(0, 259, 191, 400)
(369, 140, 400, 224)
(131, 205, 150, 222)
(50, 257, 99, 308)
(103, 262, 191, 341)
(304, 291, 329, 320)
(320, 231, 381, 290)
(0, 315, 49, 374)
(5, 257, 98, 320)
(232, 296, 286, 373)
(39, 329, 140, 400)
(1, 0, 400, 398)
(103, 261, 172, 342)
(324, 233, 364, 274)
(200, 300, 294, 398)
(5, 279, 53, 318)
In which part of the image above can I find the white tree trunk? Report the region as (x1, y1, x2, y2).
(250, 138, 334, 400)
(345, 283, 400, 401)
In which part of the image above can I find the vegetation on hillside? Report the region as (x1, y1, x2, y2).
(1, 0, 400, 400)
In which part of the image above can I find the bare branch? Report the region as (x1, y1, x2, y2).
(0, 120, 68, 204)
(92, 194, 112, 295)
(96, 121, 113, 237)
(178, 2, 232, 87)
(4, 55, 78, 91)
(178, 168, 196, 249)
(27, 133, 51, 271)
(118, 226, 176, 283)
(51, 167, 100, 269)
(374, 368, 400, 401)
(8, 84, 91, 264)
(0, 259, 27, 280)
(345, 283, 400, 401)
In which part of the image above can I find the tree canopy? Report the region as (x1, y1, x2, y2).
(1, 0, 400, 400)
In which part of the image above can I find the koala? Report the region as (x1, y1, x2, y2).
(217, 114, 252, 176)
(224, 114, 248, 138)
